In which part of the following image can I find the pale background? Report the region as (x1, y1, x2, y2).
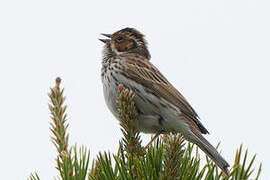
(0, 0, 269, 179)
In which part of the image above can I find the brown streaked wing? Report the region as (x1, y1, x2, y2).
(124, 55, 209, 134)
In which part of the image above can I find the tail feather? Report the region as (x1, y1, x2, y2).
(192, 133, 230, 176)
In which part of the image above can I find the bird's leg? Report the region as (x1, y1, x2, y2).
(145, 132, 160, 149)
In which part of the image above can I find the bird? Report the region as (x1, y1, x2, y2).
(99, 27, 230, 175)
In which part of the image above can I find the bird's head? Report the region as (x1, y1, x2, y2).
(100, 28, 151, 60)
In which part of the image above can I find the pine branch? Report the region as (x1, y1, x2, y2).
(48, 77, 90, 180)
(118, 84, 145, 157)
(48, 77, 73, 179)
(162, 134, 185, 179)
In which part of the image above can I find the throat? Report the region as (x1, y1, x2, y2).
(102, 46, 116, 63)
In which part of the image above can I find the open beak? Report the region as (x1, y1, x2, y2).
(99, 33, 112, 43)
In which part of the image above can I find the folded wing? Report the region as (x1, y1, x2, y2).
(123, 55, 209, 134)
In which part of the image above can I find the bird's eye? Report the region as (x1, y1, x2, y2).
(116, 36, 124, 42)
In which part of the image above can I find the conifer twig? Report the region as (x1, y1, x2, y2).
(118, 84, 144, 156)
(48, 77, 90, 180)
(48, 77, 73, 179)
(162, 134, 185, 179)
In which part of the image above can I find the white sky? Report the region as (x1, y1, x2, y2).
(0, 0, 269, 179)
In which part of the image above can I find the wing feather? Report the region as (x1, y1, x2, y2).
(123, 55, 209, 134)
